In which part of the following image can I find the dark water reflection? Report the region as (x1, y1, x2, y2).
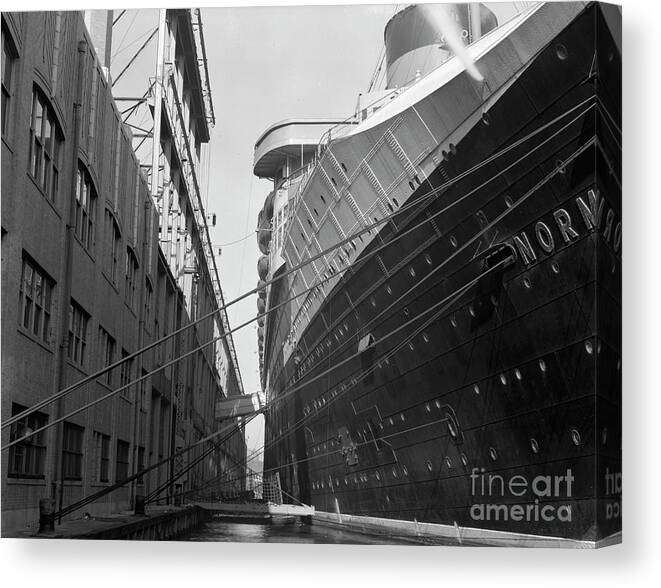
(178, 517, 412, 544)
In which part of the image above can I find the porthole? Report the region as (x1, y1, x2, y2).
(585, 340, 594, 355)
(320, 194, 326, 204)
(434, 399, 441, 409)
(473, 384, 480, 395)
(505, 195, 513, 208)
(571, 428, 581, 446)
(400, 413, 405, 422)
(424, 253, 432, 265)
(602, 426, 608, 445)
(450, 235, 458, 248)
(523, 277, 532, 289)
(403, 307, 410, 317)
(539, 358, 547, 372)
(425, 403, 431, 413)
(468, 304, 476, 317)
(409, 266, 416, 277)
(388, 417, 394, 426)
(340, 162, 347, 173)
(387, 202, 394, 213)
(482, 111, 491, 126)
(597, 340, 602, 354)
(385, 284, 392, 295)
(313, 208, 319, 217)
(500, 373, 507, 385)
(393, 198, 400, 207)
(449, 143, 457, 155)
(392, 467, 398, 479)
(445, 456, 453, 469)
(408, 342, 415, 351)
(402, 465, 408, 477)
(555, 159, 566, 174)
(370, 296, 376, 307)
(514, 368, 522, 381)
(530, 438, 539, 454)
(409, 180, 416, 190)
(375, 471, 381, 481)
(426, 460, 433, 472)
(489, 447, 498, 461)
(556, 43, 568, 60)
(490, 294, 498, 306)
(442, 150, 449, 161)
(460, 453, 469, 467)
(344, 477, 348, 486)
(450, 314, 458, 328)
(447, 419, 457, 439)
(551, 261, 560, 274)
(331, 177, 337, 186)
(422, 332, 430, 343)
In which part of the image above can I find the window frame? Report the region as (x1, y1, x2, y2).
(62, 422, 84, 481)
(124, 247, 138, 310)
(98, 326, 116, 387)
(95, 431, 110, 483)
(8, 403, 48, 479)
(67, 300, 89, 367)
(1, 25, 17, 138)
(115, 439, 130, 482)
(28, 86, 63, 202)
(75, 163, 98, 252)
(104, 209, 121, 285)
(18, 254, 54, 345)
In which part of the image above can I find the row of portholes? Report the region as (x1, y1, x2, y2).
(298, 320, 354, 379)
(309, 426, 586, 492)
(310, 465, 411, 491)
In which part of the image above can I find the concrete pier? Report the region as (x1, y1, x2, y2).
(7, 506, 209, 540)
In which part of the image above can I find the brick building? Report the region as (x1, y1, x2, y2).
(1, 10, 246, 533)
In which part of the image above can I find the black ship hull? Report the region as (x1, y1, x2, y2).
(262, 3, 621, 545)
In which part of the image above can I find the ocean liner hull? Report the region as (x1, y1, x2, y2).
(259, 3, 621, 545)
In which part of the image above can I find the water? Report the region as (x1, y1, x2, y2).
(178, 517, 414, 544)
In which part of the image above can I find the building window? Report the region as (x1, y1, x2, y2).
(116, 439, 130, 482)
(125, 248, 138, 310)
(98, 326, 115, 386)
(119, 348, 133, 399)
(8, 403, 48, 479)
(95, 431, 110, 483)
(104, 210, 121, 284)
(62, 422, 84, 481)
(144, 278, 153, 326)
(67, 300, 89, 366)
(136, 446, 145, 484)
(19, 254, 54, 344)
(2, 28, 17, 136)
(75, 163, 97, 251)
(28, 86, 63, 201)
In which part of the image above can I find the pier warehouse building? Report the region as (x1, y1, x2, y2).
(1, 9, 246, 533)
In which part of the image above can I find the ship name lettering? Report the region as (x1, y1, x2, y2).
(511, 189, 621, 267)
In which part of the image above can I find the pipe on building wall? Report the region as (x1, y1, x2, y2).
(50, 38, 89, 521)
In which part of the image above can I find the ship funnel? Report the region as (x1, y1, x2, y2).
(384, 3, 497, 88)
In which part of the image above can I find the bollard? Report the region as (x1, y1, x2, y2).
(134, 494, 145, 515)
(38, 498, 55, 533)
